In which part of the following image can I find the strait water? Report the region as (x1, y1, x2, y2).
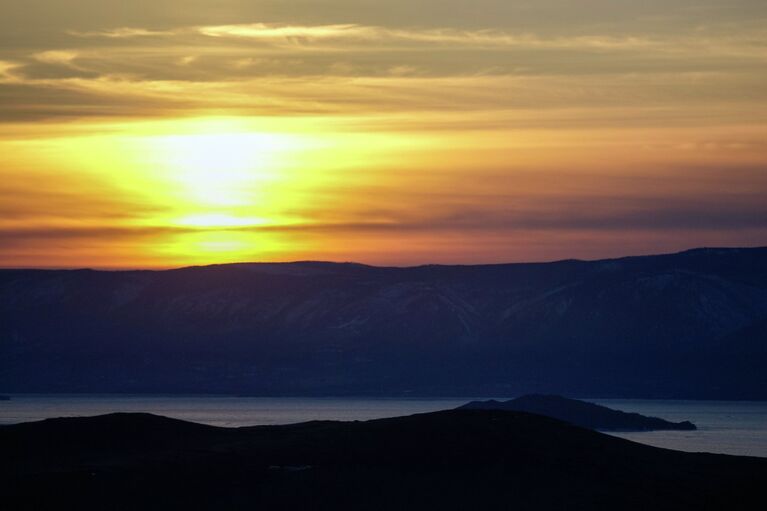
(1, 395, 765, 458)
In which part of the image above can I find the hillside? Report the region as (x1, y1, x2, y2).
(3, 410, 766, 510)
(1, 247, 766, 397)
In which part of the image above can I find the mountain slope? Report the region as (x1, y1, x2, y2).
(1, 247, 766, 397)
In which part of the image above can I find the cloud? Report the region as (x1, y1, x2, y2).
(198, 23, 371, 41)
(0, 60, 23, 81)
(72, 20, 767, 58)
(33, 50, 80, 66)
(0, 0, 764, 126)
(0, 198, 767, 256)
(72, 23, 700, 51)
(0, 12, 764, 124)
(69, 27, 176, 38)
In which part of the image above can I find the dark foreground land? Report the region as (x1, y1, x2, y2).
(2, 410, 766, 510)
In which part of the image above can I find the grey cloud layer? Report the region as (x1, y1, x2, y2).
(1, 0, 765, 122)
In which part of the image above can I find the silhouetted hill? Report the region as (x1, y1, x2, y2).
(460, 394, 696, 431)
(1, 247, 767, 398)
(2, 410, 765, 510)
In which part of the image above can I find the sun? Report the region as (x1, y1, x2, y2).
(147, 119, 304, 211)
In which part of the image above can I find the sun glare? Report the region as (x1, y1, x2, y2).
(176, 213, 270, 228)
(128, 119, 315, 261)
(1, 114, 437, 266)
(145, 120, 308, 208)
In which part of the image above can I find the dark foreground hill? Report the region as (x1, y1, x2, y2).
(460, 394, 696, 431)
(2, 246, 767, 398)
(2, 410, 766, 510)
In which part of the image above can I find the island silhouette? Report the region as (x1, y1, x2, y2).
(459, 394, 696, 431)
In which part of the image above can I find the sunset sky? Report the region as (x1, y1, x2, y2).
(1, 0, 766, 268)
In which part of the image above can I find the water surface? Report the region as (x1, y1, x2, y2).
(594, 399, 767, 458)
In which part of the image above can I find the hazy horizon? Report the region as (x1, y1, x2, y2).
(1, 244, 764, 271)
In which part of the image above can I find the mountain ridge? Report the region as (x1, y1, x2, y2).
(1, 246, 766, 398)
(3, 245, 763, 273)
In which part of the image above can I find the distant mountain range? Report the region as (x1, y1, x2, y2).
(1, 247, 766, 398)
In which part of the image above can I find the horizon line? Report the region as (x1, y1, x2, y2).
(1, 245, 764, 273)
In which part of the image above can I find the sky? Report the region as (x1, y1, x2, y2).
(1, 0, 766, 268)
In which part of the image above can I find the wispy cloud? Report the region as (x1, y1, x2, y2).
(0, 60, 23, 81)
(2, 14, 763, 123)
(74, 21, 760, 55)
(198, 23, 372, 41)
(69, 27, 176, 38)
(64, 20, 767, 61)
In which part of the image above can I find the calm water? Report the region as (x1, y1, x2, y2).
(594, 399, 767, 458)
(1, 395, 765, 458)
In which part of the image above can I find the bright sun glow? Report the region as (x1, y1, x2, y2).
(133, 119, 318, 260)
(112, 118, 323, 221)
(149, 125, 305, 208)
(176, 213, 270, 228)
(0, 115, 442, 266)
